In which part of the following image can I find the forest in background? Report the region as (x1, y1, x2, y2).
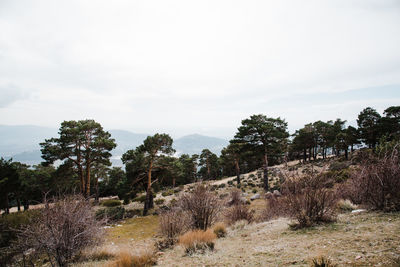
(1, 105, 399, 214)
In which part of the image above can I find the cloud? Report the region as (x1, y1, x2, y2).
(0, 84, 29, 108)
(0, 0, 399, 138)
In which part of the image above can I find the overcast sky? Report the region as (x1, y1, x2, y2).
(0, 0, 399, 139)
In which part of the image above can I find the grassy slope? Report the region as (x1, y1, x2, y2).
(158, 212, 400, 267)
(75, 159, 400, 266)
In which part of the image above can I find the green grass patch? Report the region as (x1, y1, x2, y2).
(100, 199, 121, 207)
(106, 215, 159, 244)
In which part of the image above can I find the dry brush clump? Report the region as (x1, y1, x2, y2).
(310, 255, 338, 267)
(212, 222, 227, 238)
(157, 208, 191, 250)
(224, 203, 254, 225)
(107, 250, 157, 267)
(260, 194, 288, 221)
(178, 229, 216, 255)
(178, 184, 222, 230)
(342, 146, 400, 211)
(223, 189, 254, 225)
(282, 173, 338, 228)
(16, 195, 105, 267)
(261, 171, 338, 228)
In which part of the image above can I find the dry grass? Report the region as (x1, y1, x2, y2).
(213, 222, 227, 238)
(336, 199, 357, 212)
(106, 250, 156, 267)
(178, 229, 217, 254)
(158, 212, 400, 266)
(309, 255, 338, 267)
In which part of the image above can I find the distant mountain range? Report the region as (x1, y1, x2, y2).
(0, 125, 228, 166)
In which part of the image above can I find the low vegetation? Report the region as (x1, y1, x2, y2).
(179, 184, 222, 230)
(212, 222, 227, 238)
(343, 145, 400, 211)
(178, 229, 216, 255)
(106, 250, 157, 267)
(101, 199, 122, 207)
(16, 195, 104, 267)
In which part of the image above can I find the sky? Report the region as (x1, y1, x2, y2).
(0, 0, 399, 139)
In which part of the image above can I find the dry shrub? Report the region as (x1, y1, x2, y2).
(178, 184, 222, 230)
(109, 250, 157, 267)
(159, 208, 190, 239)
(212, 222, 227, 238)
(227, 189, 243, 206)
(224, 204, 254, 225)
(310, 255, 337, 267)
(17, 195, 104, 267)
(157, 208, 190, 250)
(342, 147, 400, 211)
(260, 195, 288, 221)
(178, 229, 216, 254)
(282, 172, 338, 228)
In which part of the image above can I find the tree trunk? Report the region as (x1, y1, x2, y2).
(345, 148, 348, 160)
(5, 194, 9, 214)
(23, 200, 29, 211)
(351, 144, 354, 153)
(235, 158, 240, 184)
(79, 165, 84, 195)
(263, 153, 269, 191)
(95, 174, 99, 204)
(17, 198, 21, 212)
(308, 147, 312, 162)
(143, 161, 154, 216)
(303, 149, 307, 163)
(85, 162, 91, 198)
(207, 159, 211, 180)
(172, 177, 176, 188)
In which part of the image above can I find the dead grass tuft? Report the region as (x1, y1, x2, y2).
(212, 222, 227, 238)
(178, 229, 216, 254)
(309, 255, 337, 267)
(336, 199, 356, 212)
(107, 250, 157, 267)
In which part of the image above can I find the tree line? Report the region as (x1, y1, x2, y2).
(1, 106, 399, 214)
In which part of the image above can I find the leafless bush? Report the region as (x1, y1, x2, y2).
(159, 208, 190, 240)
(17, 195, 104, 267)
(342, 147, 400, 211)
(227, 189, 243, 206)
(260, 195, 288, 221)
(178, 184, 222, 230)
(281, 172, 338, 228)
(224, 204, 254, 225)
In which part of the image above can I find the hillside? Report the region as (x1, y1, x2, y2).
(71, 158, 400, 267)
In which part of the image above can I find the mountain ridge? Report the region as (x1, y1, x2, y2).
(0, 125, 228, 166)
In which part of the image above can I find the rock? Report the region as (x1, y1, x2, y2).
(273, 190, 281, 197)
(355, 255, 362, 260)
(351, 209, 367, 214)
(240, 197, 247, 203)
(250, 193, 260, 200)
(242, 193, 249, 197)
